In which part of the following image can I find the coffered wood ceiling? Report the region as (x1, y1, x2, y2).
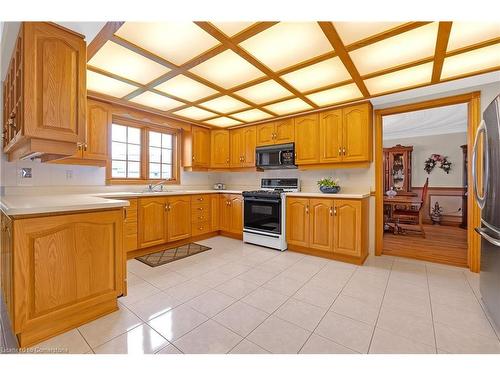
(86, 21, 500, 128)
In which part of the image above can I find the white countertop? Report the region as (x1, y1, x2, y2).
(0, 189, 370, 216)
(0, 190, 243, 216)
(285, 192, 370, 199)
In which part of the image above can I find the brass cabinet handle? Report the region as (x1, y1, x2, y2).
(197, 207, 204, 211)
(197, 197, 204, 201)
(198, 216, 204, 220)
(343, 148, 346, 156)
(338, 147, 341, 156)
(305, 205, 309, 214)
(334, 207, 337, 216)
(165, 203, 171, 211)
(329, 207, 333, 216)
(198, 226, 204, 230)
(226, 158, 230, 164)
(83, 143, 88, 151)
(192, 155, 195, 161)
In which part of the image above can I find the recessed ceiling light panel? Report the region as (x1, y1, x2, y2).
(189, 49, 265, 89)
(306, 83, 363, 106)
(441, 44, 500, 79)
(349, 23, 439, 75)
(447, 22, 500, 51)
(115, 22, 221, 65)
(204, 117, 243, 127)
(211, 22, 255, 37)
(199, 95, 250, 113)
(334, 22, 405, 46)
(239, 22, 334, 71)
(263, 98, 313, 115)
(231, 109, 273, 122)
(235, 80, 293, 104)
(281, 57, 352, 92)
(87, 70, 138, 98)
(364, 62, 433, 95)
(129, 91, 184, 111)
(154, 75, 217, 101)
(88, 41, 170, 84)
(173, 106, 217, 121)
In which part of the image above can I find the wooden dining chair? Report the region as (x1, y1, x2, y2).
(393, 178, 429, 237)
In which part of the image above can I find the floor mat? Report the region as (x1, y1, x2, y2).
(135, 243, 211, 267)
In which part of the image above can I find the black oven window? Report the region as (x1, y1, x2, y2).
(244, 200, 281, 234)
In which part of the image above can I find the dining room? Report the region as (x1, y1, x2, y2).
(380, 102, 469, 267)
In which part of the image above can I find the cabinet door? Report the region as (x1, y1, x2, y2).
(1, 213, 13, 321)
(210, 194, 220, 231)
(167, 196, 191, 241)
(138, 197, 168, 248)
(319, 109, 343, 163)
(342, 103, 371, 162)
(83, 100, 110, 161)
(13, 210, 123, 333)
(192, 127, 210, 167)
(333, 200, 362, 257)
(219, 194, 231, 232)
(274, 118, 294, 144)
(229, 195, 243, 234)
(229, 129, 243, 167)
(256, 122, 276, 146)
(210, 129, 230, 168)
(241, 126, 256, 167)
(23, 22, 86, 144)
(309, 198, 334, 252)
(286, 197, 310, 247)
(294, 114, 319, 165)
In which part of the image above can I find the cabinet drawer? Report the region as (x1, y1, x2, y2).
(191, 211, 210, 223)
(190, 194, 209, 204)
(192, 221, 211, 236)
(191, 203, 210, 214)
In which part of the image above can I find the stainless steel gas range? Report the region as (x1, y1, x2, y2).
(242, 178, 300, 251)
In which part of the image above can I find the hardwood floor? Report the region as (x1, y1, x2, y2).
(383, 224, 468, 267)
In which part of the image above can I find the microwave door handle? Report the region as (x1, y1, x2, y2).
(472, 120, 489, 209)
(475, 227, 500, 247)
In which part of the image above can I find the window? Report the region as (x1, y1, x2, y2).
(111, 124, 141, 178)
(109, 119, 179, 184)
(149, 131, 173, 179)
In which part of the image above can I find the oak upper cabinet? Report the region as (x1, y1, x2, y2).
(3, 22, 86, 161)
(342, 103, 372, 162)
(229, 126, 256, 168)
(192, 127, 210, 167)
(138, 197, 168, 248)
(220, 194, 243, 235)
(210, 129, 230, 168)
(256, 122, 275, 146)
(333, 200, 362, 257)
(256, 119, 294, 146)
(286, 197, 310, 248)
(12, 209, 123, 347)
(319, 109, 343, 163)
(166, 196, 191, 241)
(294, 114, 319, 165)
(309, 198, 334, 252)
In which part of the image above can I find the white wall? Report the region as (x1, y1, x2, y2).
(383, 132, 467, 188)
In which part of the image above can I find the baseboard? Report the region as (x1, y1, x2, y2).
(287, 244, 368, 265)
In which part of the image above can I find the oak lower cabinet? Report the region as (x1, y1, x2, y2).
(123, 199, 138, 253)
(1, 209, 123, 347)
(286, 196, 368, 264)
(219, 194, 243, 235)
(138, 196, 192, 248)
(2, 22, 86, 162)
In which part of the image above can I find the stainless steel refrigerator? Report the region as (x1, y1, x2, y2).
(474, 94, 500, 330)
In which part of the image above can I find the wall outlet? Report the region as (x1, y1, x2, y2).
(66, 170, 73, 180)
(20, 168, 32, 178)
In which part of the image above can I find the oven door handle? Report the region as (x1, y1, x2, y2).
(244, 197, 281, 203)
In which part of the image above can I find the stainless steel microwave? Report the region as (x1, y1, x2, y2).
(255, 143, 297, 170)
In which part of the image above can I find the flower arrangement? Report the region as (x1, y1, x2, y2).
(424, 154, 452, 174)
(317, 177, 341, 194)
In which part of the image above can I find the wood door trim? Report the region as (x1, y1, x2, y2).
(374, 91, 482, 272)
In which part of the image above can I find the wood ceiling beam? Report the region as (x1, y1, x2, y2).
(87, 22, 125, 61)
(318, 22, 370, 97)
(195, 21, 319, 109)
(432, 22, 453, 83)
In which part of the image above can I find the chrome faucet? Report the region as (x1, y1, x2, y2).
(146, 179, 170, 192)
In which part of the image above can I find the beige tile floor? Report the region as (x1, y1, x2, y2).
(29, 236, 500, 354)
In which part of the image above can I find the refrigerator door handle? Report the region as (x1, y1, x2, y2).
(475, 227, 500, 247)
(472, 120, 489, 210)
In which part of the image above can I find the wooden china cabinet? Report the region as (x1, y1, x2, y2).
(383, 144, 415, 195)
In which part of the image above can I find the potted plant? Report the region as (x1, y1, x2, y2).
(317, 177, 341, 194)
